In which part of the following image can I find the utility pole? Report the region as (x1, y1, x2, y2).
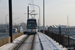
(38, 19, 39, 32)
(9, 0, 13, 42)
(27, 6, 29, 19)
(43, 0, 45, 34)
(59, 27, 61, 44)
(5, 14, 8, 33)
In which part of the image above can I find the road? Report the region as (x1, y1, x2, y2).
(0, 32, 19, 39)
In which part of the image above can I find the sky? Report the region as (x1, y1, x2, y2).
(0, 0, 75, 26)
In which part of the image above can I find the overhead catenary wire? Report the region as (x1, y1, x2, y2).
(28, 0, 35, 10)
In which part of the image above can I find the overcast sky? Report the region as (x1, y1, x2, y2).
(0, 0, 75, 26)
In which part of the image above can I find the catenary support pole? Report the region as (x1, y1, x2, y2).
(9, 0, 13, 42)
(43, 0, 45, 34)
(59, 27, 61, 44)
(27, 6, 29, 19)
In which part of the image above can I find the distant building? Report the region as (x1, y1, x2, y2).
(0, 24, 8, 33)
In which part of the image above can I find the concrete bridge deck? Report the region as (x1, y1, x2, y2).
(0, 32, 67, 50)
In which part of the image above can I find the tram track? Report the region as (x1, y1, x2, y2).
(31, 34, 35, 50)
(13, 35, 35, 50)
(14, 35, 29, 50)
(13, 33, 43, 50)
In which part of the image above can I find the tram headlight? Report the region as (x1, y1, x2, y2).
(33, 29, 36, 31)
(28, 30, 30, 31)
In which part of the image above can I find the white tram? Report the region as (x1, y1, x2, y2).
(27, 18, 37, 35)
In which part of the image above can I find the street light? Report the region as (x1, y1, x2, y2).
(24, 13, 27, 18)
(13, 17, 19, 27)
(5, 13, 14, 33)
(5, 13, 14, 24)
(28, 3, 40, 31)
(18, 20, 24, 25)
(13, 17, 19, 20)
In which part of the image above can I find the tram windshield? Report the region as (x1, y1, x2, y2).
(27, 21, 37, 29)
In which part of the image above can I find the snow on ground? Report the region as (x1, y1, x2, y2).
(0, 35, 27, 50)
(0, 32, 68, 50)
(38, 32, 68, 50)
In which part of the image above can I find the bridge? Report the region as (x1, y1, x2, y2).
(0, 0, 75, 50)
(0, 32, 67, 50)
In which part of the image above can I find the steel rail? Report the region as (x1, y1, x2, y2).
(14, 35, 29, 50)
(38, 34, 44, 50)
(31, 34, 35, 50)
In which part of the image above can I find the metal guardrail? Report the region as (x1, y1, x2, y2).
(40, 30, 75, 50)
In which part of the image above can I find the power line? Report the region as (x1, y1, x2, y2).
(28, 0, 34, 10)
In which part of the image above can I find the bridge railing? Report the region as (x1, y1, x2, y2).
(13, 32, 24, 40)
(40, 30, 75, 49)
(0, 32, 24, 47)
(0, 36, 10, 47)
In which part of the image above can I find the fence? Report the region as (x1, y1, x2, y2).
(40, 30, 75, 49)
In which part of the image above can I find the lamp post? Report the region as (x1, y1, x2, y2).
(13, 17, 19, 28)
(5, 13, 14, 33)
(5, 13, 14, 24)
(13, 17, 19, 24)
(28, 3, 40, 31)
(5, 14, 9, 33)
(13, 17, 19, 20)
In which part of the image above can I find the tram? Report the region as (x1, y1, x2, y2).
(27, 18, 37, 35)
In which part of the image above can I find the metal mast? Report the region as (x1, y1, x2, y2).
(9, 0, 13, 42)
(43, 0, 45, 33)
